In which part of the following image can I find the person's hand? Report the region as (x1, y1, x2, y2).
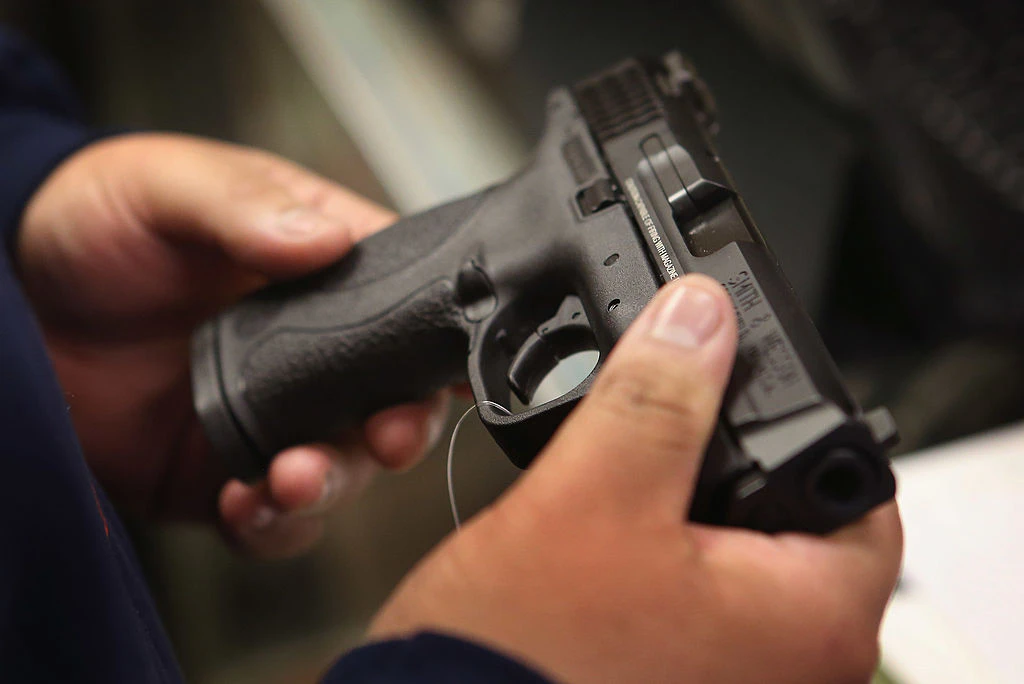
(16, 133, 449, 558)
(370, 275, 902, 683)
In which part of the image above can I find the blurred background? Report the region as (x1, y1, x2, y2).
(1, 0, 1022, 682)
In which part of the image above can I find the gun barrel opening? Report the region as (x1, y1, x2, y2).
(808, 448, 874, 510)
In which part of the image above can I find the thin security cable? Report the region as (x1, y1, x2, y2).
(447, 400, 512, 529)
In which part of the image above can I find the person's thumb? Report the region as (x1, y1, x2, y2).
(121, 133, 394, 279)
(529, 274, 738, 520)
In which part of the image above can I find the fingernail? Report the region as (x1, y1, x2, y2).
(295, 463, 348, 518)
(274, 206, 331, 238)
(249, 505, 277, 532)
(317, 463, 347, 507)
(650, 283, 723, 348)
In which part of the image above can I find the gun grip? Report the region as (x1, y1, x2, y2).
(191, 194, 487, 478)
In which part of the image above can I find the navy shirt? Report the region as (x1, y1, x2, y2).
(0, 27, 548, 684)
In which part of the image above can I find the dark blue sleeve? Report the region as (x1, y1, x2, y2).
(0, 24, 551, 684)
(325, 632, 553, 683)
(0, 26, 96, 248)
(0, 26, 185, 683)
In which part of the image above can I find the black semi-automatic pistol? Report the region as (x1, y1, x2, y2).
(191, 52, 897, 534)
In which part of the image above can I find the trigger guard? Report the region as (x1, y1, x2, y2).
(477, 375, 596, 469)
(465, 296, 600, 469)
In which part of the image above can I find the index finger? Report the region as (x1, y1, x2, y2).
(694, 501, 902, 618)
(773, 501, 903, 616)
(302, 178, 396, 242)
(819, 501, 904, 609)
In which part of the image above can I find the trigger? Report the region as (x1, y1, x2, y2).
(507, 296, 595, 404)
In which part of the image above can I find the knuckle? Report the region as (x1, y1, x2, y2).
(593, 353, 708, 424)
(587, 355, 712, 447)
(223, 152, 302, 204)
(224, 169, 278, 204)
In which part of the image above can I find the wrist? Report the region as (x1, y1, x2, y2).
(328, 632, 552, 684)
(0, 112, 98, 256)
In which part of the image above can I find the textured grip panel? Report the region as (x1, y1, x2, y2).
(239, 280, 467, 452)
(231, 195, 485, 339)
(194, 195, 486, 475)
